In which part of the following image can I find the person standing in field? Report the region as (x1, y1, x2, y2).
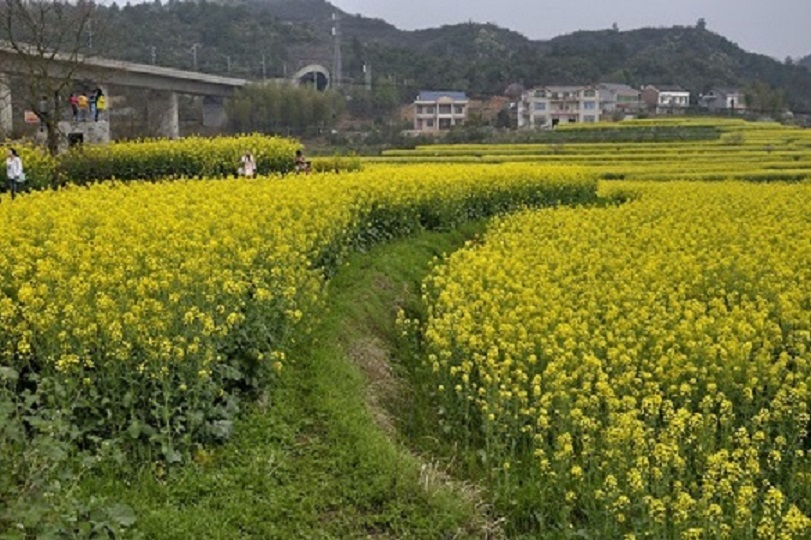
(294, 149, 311, 174)
(5, 148, 24, 200)
(239, 150, 256, 178)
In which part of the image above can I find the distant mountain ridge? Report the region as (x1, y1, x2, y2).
(252, 0, 811, 110)
(97, 0, 811, 112)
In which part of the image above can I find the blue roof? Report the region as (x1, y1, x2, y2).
(417, 91, 468, 102)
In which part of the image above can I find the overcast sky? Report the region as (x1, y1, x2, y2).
(329, 0, 810, 61)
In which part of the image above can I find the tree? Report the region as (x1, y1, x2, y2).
(226, 83, 344, 136)
(0, 0, 101, 156)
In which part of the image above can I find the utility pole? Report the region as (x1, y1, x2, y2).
(261, 54, 266, 81)
(363, 63, 372, 91)
(148, 46, 156, 65)
(331, 12, 342, 88)
(226, 55, 231, 73)
(191, 43, 201, 71)
(87, 18, 93, 49)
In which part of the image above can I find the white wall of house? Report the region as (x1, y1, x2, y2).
(519, 86, 601, 128)
(413, 93, 468, 133)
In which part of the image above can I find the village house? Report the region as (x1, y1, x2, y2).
(518, 85, 601, 128)
(412, 91, 469, 133)
(597, 83, 644, 118)
(641, 85, 691, 114)
(699, 88, 747, 113)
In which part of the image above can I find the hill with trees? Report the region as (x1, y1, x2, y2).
(92, 0, 811, 113)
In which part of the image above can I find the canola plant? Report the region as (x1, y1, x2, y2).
(0, 164, 594, 458)
(415, 181, 811, 538)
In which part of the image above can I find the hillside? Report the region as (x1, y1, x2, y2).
(800, 54, 811, 69)
(94, 0, 811, 112)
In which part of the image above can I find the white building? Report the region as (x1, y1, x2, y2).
(518, 85, 601, 128)
(641, 85, 691, 114)
(413, 91, 469, 133)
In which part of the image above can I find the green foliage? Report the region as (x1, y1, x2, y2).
(226, 84, 344, 137)
(0, 368, 137, 538)
(743, 81, 789, 116)
(98, 1, 311, 77)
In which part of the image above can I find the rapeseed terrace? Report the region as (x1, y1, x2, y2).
(415, 181, 811, 538)
(0, 163, 595, 460)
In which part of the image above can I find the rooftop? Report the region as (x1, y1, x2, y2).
(416, 91, 469, 102)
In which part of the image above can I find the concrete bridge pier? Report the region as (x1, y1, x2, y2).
(148, 89, 179, 139)
(202, 95, 228, 128)
(0, 73, 12, 137)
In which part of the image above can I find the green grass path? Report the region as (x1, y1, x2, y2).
(85, 222, 489, 539)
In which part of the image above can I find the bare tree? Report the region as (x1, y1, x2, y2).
(0, 0, 100, 156)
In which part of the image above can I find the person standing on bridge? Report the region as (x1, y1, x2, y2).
(88, 91, 97, 122)
(95, 89, 107, 121)
(77, 93, 89, 121)
(69, 93, 79, 121)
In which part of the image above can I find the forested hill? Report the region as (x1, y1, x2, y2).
(800, 55, 811, 69)
(96, 0, 811, 111)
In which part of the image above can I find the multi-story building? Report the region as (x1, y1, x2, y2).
(641, 85, 691, 114)
(518, 85, 601, 128)
(413, 91, 469, 133)
(597, 83, 643, 118)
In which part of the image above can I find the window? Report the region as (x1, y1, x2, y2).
(583, 89, 596, 97)
(584, 115, 596, 123)
(439, 118, 452, 130)
(426, 119, 434, 127)
(438, 104, 452, 114)
(583, 101, 596, 110)
(425, 106, 435, 114)
(453, 105, 465, 115)
(535, 102, 546, 111)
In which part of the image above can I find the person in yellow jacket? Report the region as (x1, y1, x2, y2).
(94, 88, 106, 121)
(77, 93, 89, 121)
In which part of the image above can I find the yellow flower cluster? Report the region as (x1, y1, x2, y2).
(56, 133, 304, 184)
(418, 181, 811, 537)
(0, 163, 594, 455)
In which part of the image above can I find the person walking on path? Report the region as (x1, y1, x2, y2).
(5, 148, 24, 199)
(239, 150, 256, 178)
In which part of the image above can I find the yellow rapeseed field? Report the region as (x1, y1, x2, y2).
(415, 181, 811, 538)
(0, 163, 594, 457)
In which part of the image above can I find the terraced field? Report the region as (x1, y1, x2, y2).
(371, 119, 811, 182)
